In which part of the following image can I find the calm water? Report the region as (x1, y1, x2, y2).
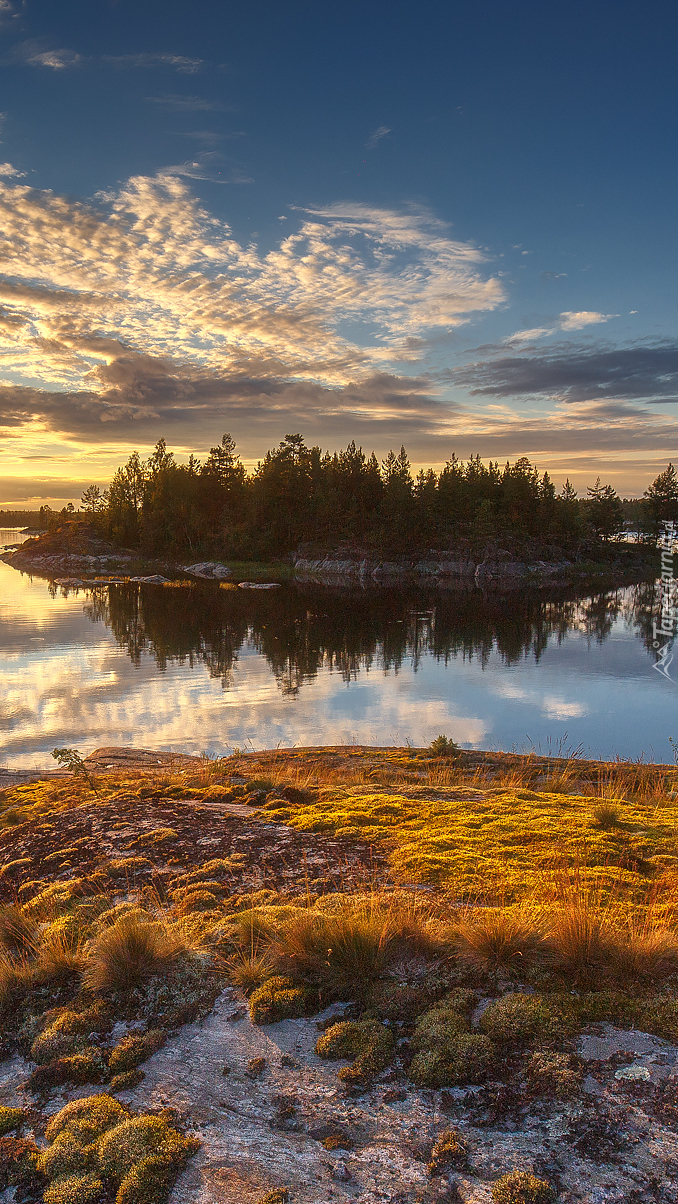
(0, 528, 675, 767)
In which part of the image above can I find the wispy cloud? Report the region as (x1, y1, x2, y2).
(503, 310, 617, 345)
(0, 162, 24, 177)
(366, 125, 391, 149)
(11, 40, 82, 69)
(103, 53, 203, 73)
(145, 94, 227, 111)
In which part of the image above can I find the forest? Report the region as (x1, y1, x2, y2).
(39, 435, 678, 560)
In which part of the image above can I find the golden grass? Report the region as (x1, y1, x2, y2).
(82, 913, 185, 994)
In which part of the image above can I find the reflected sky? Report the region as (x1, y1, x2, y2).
(0, 552, 675, 768)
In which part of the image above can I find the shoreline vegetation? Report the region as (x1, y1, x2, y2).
(3, 743, 678, 1202)
(2, 437, 678, 591)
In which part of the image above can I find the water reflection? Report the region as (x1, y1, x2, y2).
(0, 562, 673, 766)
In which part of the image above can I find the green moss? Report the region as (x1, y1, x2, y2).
(115, 1152, 177, 1204)
(409, 1032, 495, 1087)
(98, 1115, 195, 1183)
(38, 1132, 91, 1179)
(46, 1095, 129, 1144)
(0, 1105, 24, 1135)
(108, 1028, 166, 1073)
(491, 1171, 555, 1204)
(28, 1048, 108, 1093)
(526, 1051, 580, 1098)
(315, 1019, 394, 1083)
(43, 1172, 104, 1204)
(249, 975, 311, 1024)
(110, 1067, 146, 1092)
(479, 993, 553, 1045)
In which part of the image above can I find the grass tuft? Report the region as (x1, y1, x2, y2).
(82, 914, 184, 994)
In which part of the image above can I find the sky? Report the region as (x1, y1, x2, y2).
(0, 0, 677, 505)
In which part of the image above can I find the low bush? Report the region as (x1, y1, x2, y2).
(526, 1051, 580, 1098)
(0, 1105, 24, 1135)
(249, 975, 311, 1023)
(0, 1136, 42, 1191)
(315, 1019, 394, 1083)
(479, 993, 553, 1046)
(110, 1068, 145, 1092)
(492, 1171, 554, 1204)
(546, 903, 613, 985)
(108, 1028, 166, 1073)
(428, 1128, 467, 1175)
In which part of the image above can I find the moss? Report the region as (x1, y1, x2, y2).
(479, 993, 553, 1046)
(31, 1027, 87, 1064)
(107, 858, 152, 878)
(256, 1191, 289, 1204)
(249, 975, 311, 1024)
(409, 1032, 495, 1087)
(315, 1019, 394, 1083)
(247, 1056, 267, 1078)
(428, 1129, 467, 1175)
(28, 1047, 108, 1093)
(410, 1002, 470, 1051)
(526, 1051, 580, 1098)
(491, 1171, 555, 1204)
(110, 1068, 145, 1092)
(114, 1152, 179, 1204)
(98, 1114, 196, 1182)
(46, 1093, 129, 1144)
(108, 1028, 166, 1073)
(38, 1132, 91, 1179)
(0, 1105, 24, 1135)
(43, 1172, 104, 1204)
(176, 889, 220, 913)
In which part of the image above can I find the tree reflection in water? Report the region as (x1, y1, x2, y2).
(81, 579, 660, 698)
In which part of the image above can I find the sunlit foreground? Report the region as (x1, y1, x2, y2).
(2, 744, 678, 1204)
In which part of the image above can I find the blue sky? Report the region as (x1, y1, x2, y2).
(0, 0, 677, 504)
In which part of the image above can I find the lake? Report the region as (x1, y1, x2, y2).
(0, 529, 675, 767)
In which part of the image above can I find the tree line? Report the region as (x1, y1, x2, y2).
(46, 434, 678, 559)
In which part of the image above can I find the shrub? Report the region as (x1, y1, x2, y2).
(175, 889, 220, 915)
(592, 802, 622, 829)
(46, 1094, 129, 1144)
(0, 1136, 41, 1191)
(410, 998, 471, 1051)
(429, 735, 460, 757)
(108, 1029, 166, 1073)
(43, 1173, 104, 1204)
(454, 910, 547, 977)
(270, 907, 412, 998)
(315, 1019, 393, 1083)
(31, 1028, 85, 1064)
(492, 1171, 554, 1204)
(82, 914, 184, 994)
(249, 975, 311, 1024)
(428, 1129, 467, 1175)
(479, 993, 553, 1046)
(0, 904, 38, 954)
(0, 1105, 24, 1135)
(409, 1033, 495, 1087)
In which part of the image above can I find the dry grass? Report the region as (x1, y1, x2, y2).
(82, 913, 185, 994)
(453, 906, 549, 976)
(0, 903, 38, 954)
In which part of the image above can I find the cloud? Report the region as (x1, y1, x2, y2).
(503, 310, 617, 345)
(102, 53, 203, 73)
(11, 40, 82, 69)
(145, 94, 227, 111)
(452, 341, 678, 405)
(0, 162, 24, 177)
(559, 310, 617, 331)
(161, 155, 252, 184)
(366, 125, 391, 149)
